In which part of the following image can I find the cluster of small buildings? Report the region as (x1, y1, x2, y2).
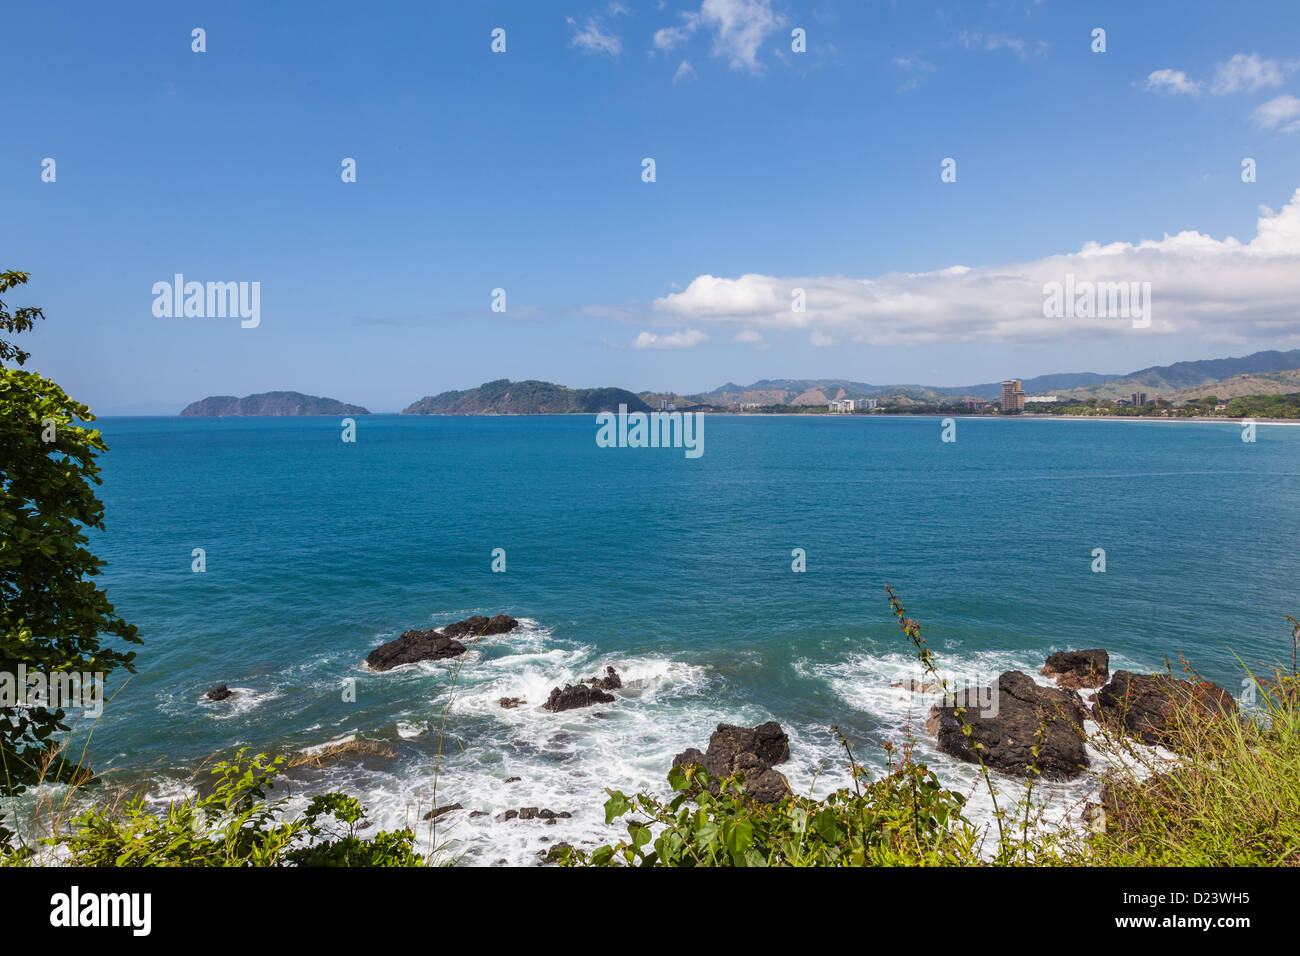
(1114, 392, 1152, 408)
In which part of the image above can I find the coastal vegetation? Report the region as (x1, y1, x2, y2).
(0, 271, 141, 847)
(1027, 394, 1300, 419)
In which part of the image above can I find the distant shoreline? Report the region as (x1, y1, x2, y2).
(99, 411, 1300, 425)
(1020, 413, 1300, 426)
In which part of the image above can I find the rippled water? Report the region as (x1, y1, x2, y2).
(71, 414, 1300, 863)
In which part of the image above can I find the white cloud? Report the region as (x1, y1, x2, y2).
(673, 60, 697, 84)
(654, 17, 699, 52)
(1145, 68, 1202, 96)
(651, 1, 782, 73)
(1211, 53, 1285, 94)
(809, 330, 836, 347)
(699, 0, 783, 71)
(645, 189, 1300, 346)
(891, 55, 936, 92)
(1252, 94, 1300, 132)
(568, 16, 623, 56)
(633, 329, 709, 349)
(957, 31, 1047, 59)
(733, 329, 763, 343)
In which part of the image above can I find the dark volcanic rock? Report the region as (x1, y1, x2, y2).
(708, 721, 791, 767)
(543, 684, 615, 712)
(1042, 649, 1110, 690)
(499, 697, 526, 709)
(499, 807, 571, 822)
(587, 666, 623, 690)
(545, 842, 574, 863)
(205, 685, 234, 702)
(929, 671, 1090, 780)
(422, 802, 463, 821)
(365, 614, 519, 671)
(1091, 670, 1237, 746)
(366, 629, 466, 671)
(671, 721, 792, 805)
(440, 614, 519, 640)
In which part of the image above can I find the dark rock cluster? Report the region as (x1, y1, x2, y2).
(1091, 670, 1237, 746)
(366, 614, 519, 671)
(542, 667, 624, 711)
(543, 684, 615, 712)
(924, 650, 1239, 780)
(1042, 649, 1109, 690)
(672, 721, 792, 804)
(928, 670, 1091, 780)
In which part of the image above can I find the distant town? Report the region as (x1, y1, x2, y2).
(714, 379, 1299, 420)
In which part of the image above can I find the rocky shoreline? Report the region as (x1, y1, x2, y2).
(201, 613, 1245, 860)
(915, 649, 1238, 783)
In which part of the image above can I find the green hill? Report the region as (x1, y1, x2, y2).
(1056, 349, 1300, 400)
(402, 379, 651, 415)
(180, 391, 370, 416)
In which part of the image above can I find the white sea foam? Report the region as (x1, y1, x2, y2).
(800, 644, 1160, 850)
(191, 686, 282, 719)
(139, 619, 1171, 865)
(263, 617, 823, 865)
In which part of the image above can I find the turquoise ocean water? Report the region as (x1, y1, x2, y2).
(73, 414, 1300, 862)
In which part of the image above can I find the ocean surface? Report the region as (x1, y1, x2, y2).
(66, 414, 1300, 863)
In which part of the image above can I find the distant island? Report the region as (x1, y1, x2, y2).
(180, 391, 370, 416)
(403, 379, 650, 415)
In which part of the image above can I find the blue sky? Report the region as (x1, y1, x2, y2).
(4, 0, 1300, 413)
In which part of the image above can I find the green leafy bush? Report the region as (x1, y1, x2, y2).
(1, 271, 140, 845)
(48, 750, 427, 868)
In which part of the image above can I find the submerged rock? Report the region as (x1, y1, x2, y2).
(205, 685, 234, 702)
(928, 671, 1090, 780)
(499, 697, 526, 709)
(671, 721, 792, 805)
(366, 613, 520, 671)
(1091, 670, 1236, 746)
(543, 684, 615, 712)
(1042, 649, 1110, 690)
